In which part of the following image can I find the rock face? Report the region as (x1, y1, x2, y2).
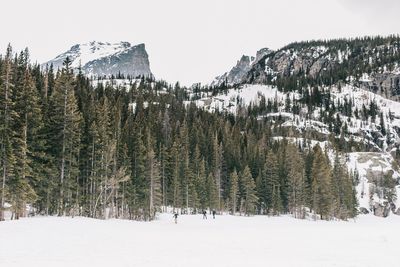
(373, 203, 391, 217)
(212, 55, 254, 87)
(212, 45, 339, 85)
(212, 48, 273, 87)
(244, 45, 335, 84)
(43, 41, 152, 78)
(211, 39, 400, 102)
(359, 207, 370, 214)
(255, 48, 273, 62)
(359, 73, 400, 101)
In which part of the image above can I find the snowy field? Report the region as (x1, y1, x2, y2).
(1, 214, 400, 267)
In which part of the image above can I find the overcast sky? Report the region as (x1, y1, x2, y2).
(1, 0, 399, 85)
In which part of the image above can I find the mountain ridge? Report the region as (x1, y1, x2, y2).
(211, 36, 400, 102)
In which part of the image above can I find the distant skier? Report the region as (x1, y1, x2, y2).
(212, 209, 216, 219)
(173, 212, 179, 224)
(202, 210, 207, 219)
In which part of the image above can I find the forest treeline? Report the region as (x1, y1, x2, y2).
(0, 45, 358, 222)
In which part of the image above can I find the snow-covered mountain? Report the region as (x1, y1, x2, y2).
(43, 41, 152, 78)
(191, 37, 400, 217)
(211, 39, 400, 101)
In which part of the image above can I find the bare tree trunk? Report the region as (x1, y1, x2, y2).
(149, 157, 154, 220)
(233, 195, 236, 216)
(75, 168, 79, 217)
(186, 184, 189, 213)
(94, 185, 104, 218)
(90, 140, 95, 217)
(0, 165, 6, 221)
(217, 169, 221, 212)
(46, 187, 50, 215)
(121, 181, 125, 219)
(161, 144, 166, 212)
(113, 111, 120, 218)
(101, 151, 106, 219)
(20, 115, 29, 219)
(93, 181, 97, 218)
(114, 186, 117, 218)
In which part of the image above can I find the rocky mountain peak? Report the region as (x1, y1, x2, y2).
(255, 47, 273, 61)
(211, 48, 273, 87)
(43, 41, 152, 78)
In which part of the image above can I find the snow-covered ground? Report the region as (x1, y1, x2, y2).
(1, 214, 400, 267)
(185, 84, 291, 114)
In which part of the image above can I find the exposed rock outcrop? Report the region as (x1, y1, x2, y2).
(359, 207, 370, 214)
(43, 41, 152, 78)
(373, 203, 391, 217)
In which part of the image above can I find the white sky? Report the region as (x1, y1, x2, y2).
(1, 0, 399, 86)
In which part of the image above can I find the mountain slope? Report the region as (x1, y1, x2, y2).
(43, 41, 152, 78)
(187, 82, 400, 217)
(212, 36, 400, 101)
(195, 36, 400, 217)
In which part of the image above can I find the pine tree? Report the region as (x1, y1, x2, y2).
(311, 145, 332, 220)
(99, 98, 114, 218)
(229, 169, 239, 215)
(10, 58, 40, 218)
(146, 134, 161, 220)
(263, 152, 282, 215)
(343, 169, 358, 219)
(286, 144, 305, 218)
(0, 44, 17, 221)
(190, 144, 202, 213)
(170, 141, 181, 211)
(206, 172, 218, 211)
(132, 128, 147, 218)
(185, 151, 198, 213)
(179, 120, 193, 213)
(212, 134, 223, 212)
(197, 158, 207, 211)
(240, 166, 258, 215)
(47, 57, 82, 216)
(303, 149, 314, 209)
(159, 144, 169, 211)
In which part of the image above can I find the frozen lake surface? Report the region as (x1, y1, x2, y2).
(0, 213, 399, 267)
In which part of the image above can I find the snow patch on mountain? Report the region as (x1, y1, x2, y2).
(185, 84, 287, 114)
(68, 41, 130, 68)
(348, 152, 400, 213)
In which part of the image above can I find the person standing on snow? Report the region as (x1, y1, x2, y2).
(212, 209, 216, 219)
(173, 212, 179, 224)
(202, 210, 207, 219)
